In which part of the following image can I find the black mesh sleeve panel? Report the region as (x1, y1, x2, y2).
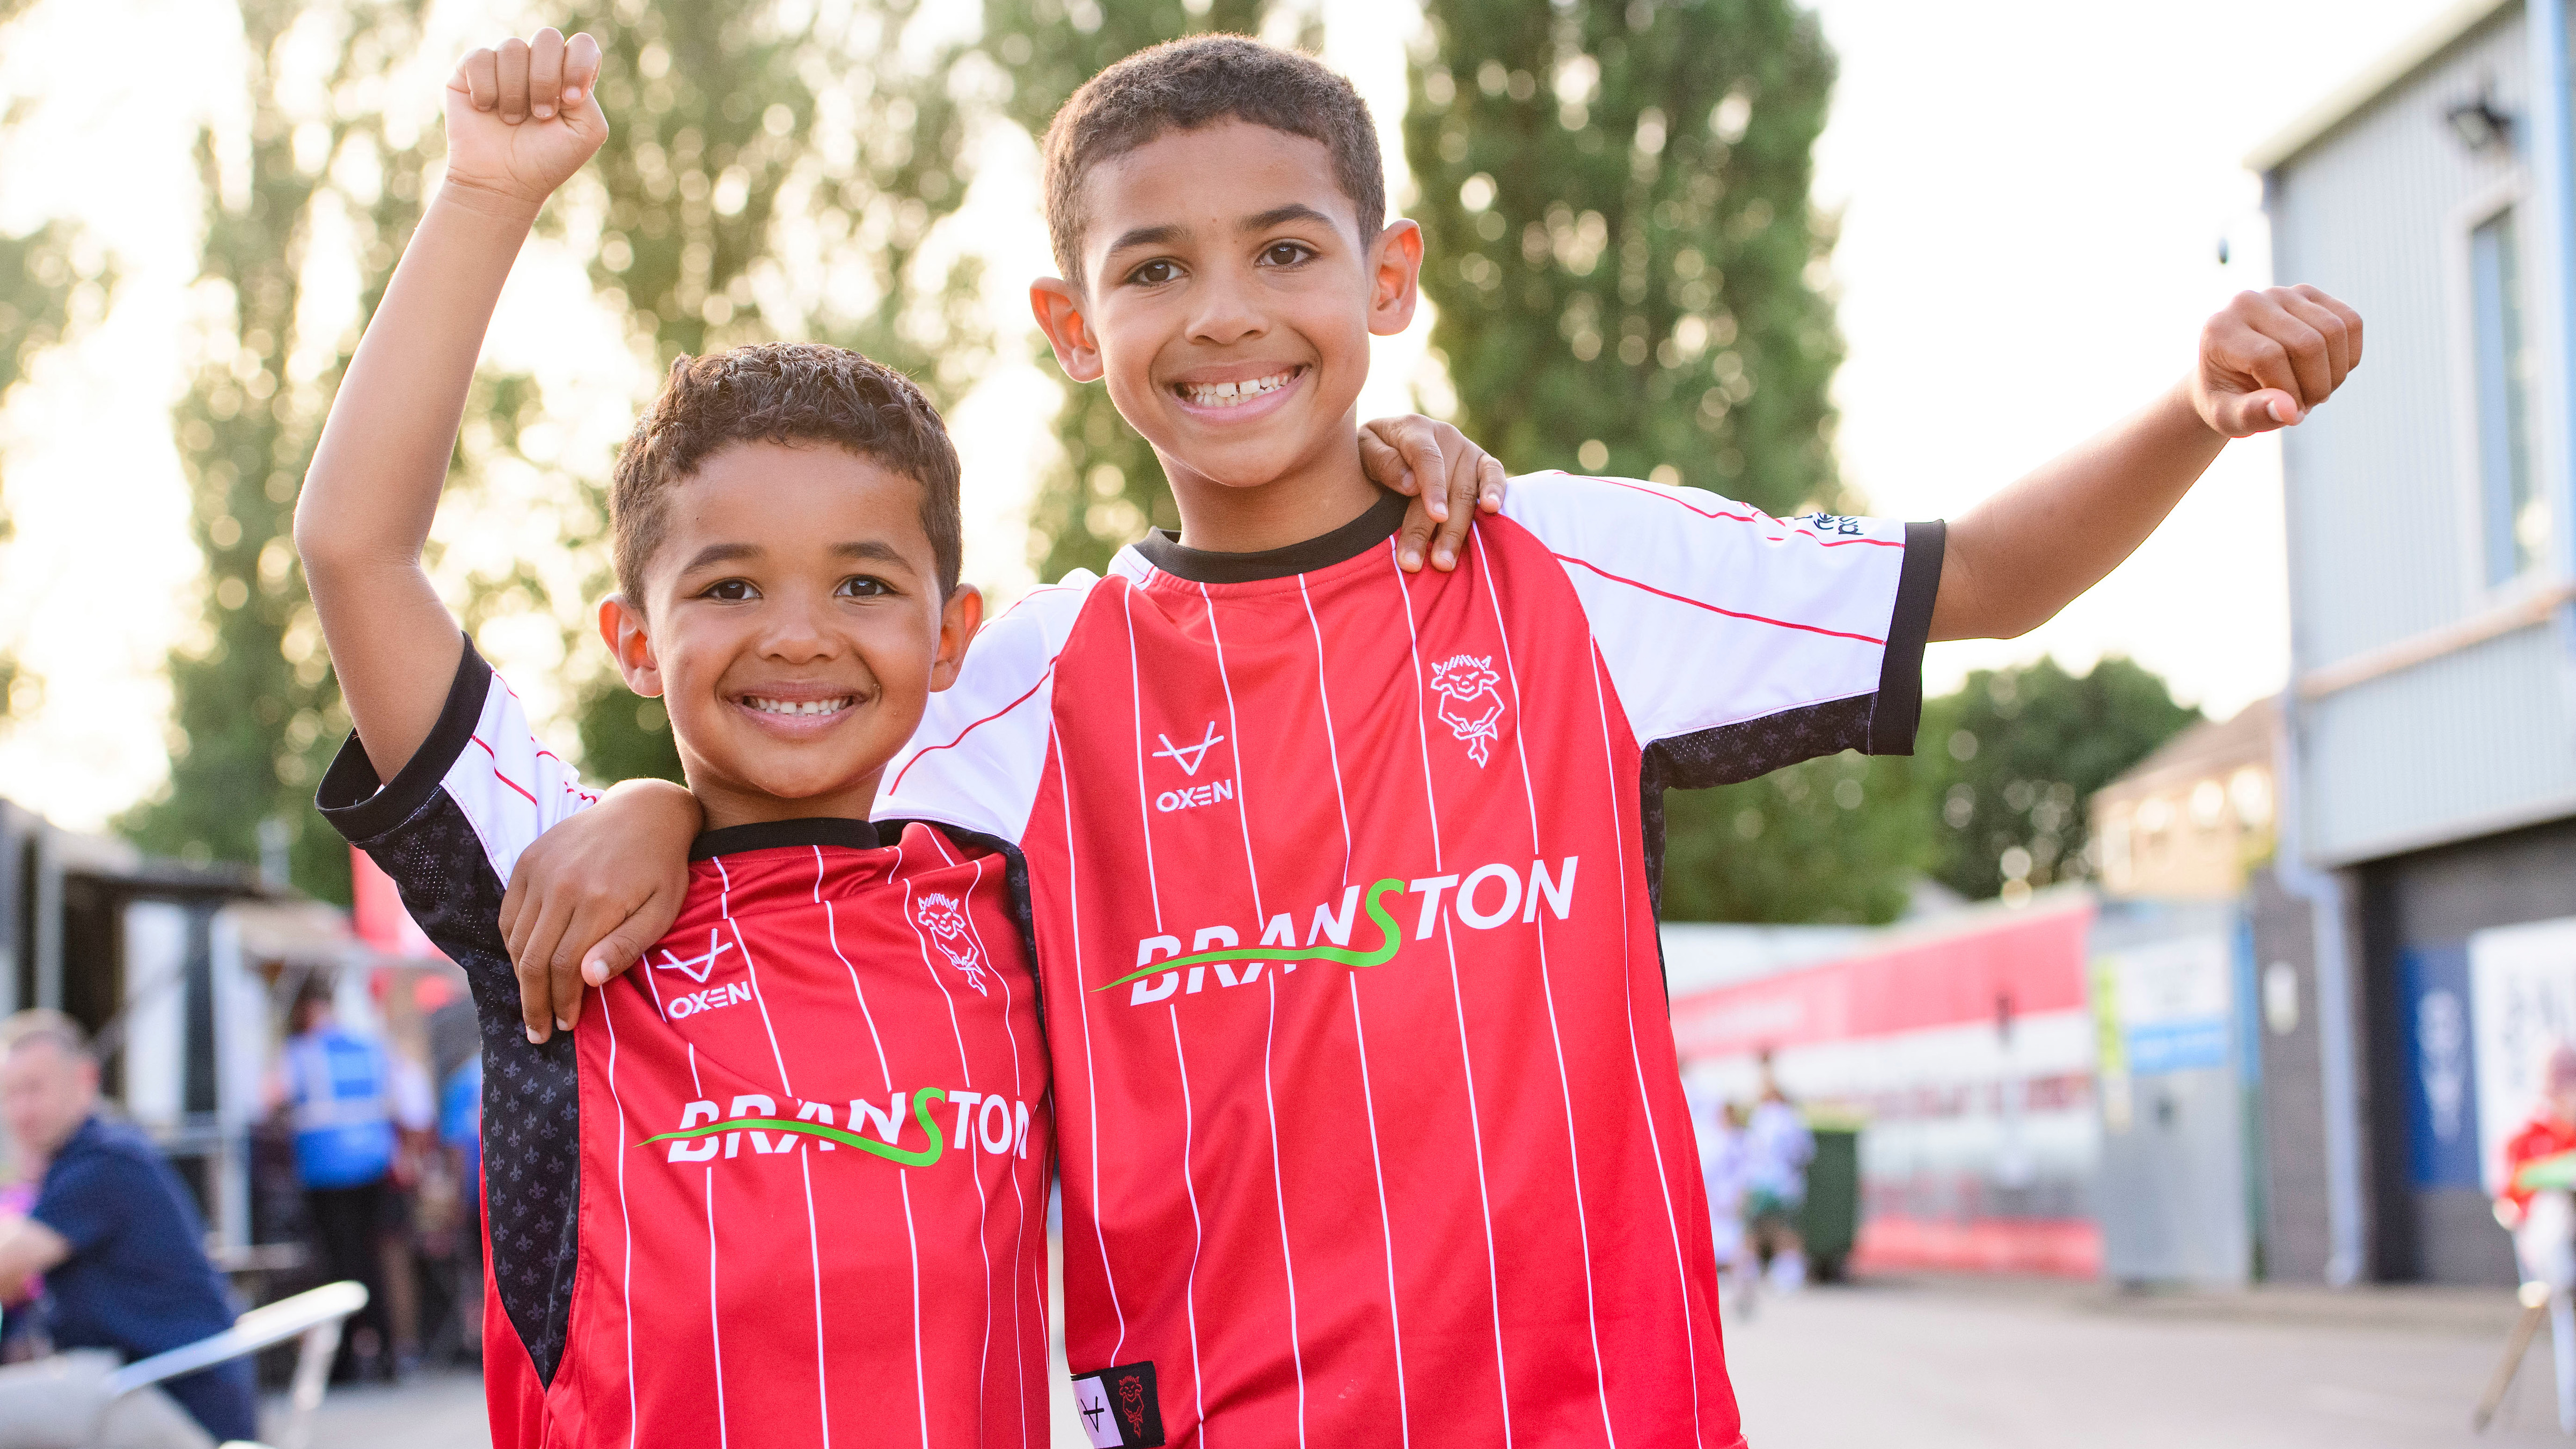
(315, 644, 580, 1387)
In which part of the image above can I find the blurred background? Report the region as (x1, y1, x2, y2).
(10, 0, 2576, 1443)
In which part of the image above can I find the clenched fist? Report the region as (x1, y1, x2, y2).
(442, 27, 608, 214)
(2190, 284, 2364, 438)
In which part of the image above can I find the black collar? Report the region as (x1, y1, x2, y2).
(1131, 487, 1409, 584)
(690, 818, 884, 860)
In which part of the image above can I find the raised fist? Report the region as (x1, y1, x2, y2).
(442, 27, 608, 213)
(2190, 284, 2365, 438)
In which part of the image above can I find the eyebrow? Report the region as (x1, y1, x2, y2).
(1102, 203, 1342, 260)
(678, 539, 912, 573)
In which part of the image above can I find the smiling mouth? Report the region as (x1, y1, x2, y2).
(1174, 367, 1301, 408)
(741, 695, 854, 718)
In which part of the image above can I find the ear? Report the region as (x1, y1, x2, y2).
(1030, 277, 1105, 384)
(597, 595, 666, 699)
(930, 584, 985, 693)
(1366, 219, 1424, 338)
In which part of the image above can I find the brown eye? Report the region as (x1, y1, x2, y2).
(1126, 259, 1179, 287)
(704, 579, 758, 602)
(837, 575, 893, 598)
(1260, 241, 1314, 267)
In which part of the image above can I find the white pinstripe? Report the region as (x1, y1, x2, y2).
(1195, 581, 1308, 1448)
(600, 985, 639, 1446)
(1472, 539, 1618, 1447)
(1123, 585, 1167, 932)
(1165, 1007, 1211, 1441)
(1585, 647, 1710, 1444)
(1382, 543, 1514, 1445)
(942, 845, 1040, 1448)
(1052, 743, 1130, 1360)
(709, 855, 824, 1446)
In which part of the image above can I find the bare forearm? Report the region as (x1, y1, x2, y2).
(1930, 379, 2225, 641)
(296, 184, 539, 774)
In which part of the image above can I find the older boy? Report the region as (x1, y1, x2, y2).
(528, 34, 2361, 1449)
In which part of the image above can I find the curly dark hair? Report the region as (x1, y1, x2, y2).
(610, 342, 962, 603)
(1042, 34, 1384, 288)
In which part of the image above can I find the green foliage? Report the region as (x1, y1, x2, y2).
(979, 0, 1271, 583)
(1658, 753, 1929, 924)
(557, 0, 987, 787)
(0, 220, 83, 721)
(1411, 0, 1880, 921)
(1923, 656, 2200, 901)
(1406, 0, 1845, 515)
(121, 0, 436, 903)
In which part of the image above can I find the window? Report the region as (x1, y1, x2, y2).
(2470, 205, 2549, 584)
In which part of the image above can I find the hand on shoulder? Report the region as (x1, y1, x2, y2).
(441, 26, 609, 218)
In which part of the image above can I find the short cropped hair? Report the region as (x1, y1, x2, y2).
(0, 1008, 92, 1062)
(611, 342, 962, 602)
(1042, 35, 1384, 288)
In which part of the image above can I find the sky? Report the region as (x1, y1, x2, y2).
(0, 0, 2467, 831)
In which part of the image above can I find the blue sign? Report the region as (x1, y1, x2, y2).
(2402, 943, 2482, 1190)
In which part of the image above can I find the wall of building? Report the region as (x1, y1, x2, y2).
(2355, 813, 2576, 1283)
(2273, 6, 2576, 862)
(2248, 868, 2335, 1282)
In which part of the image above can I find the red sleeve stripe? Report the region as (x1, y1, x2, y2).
(469, 736, 543, 808)
(1553, 553, 1887, 645)
(886, 659, 1057, 794)
(1591, 476, 1901, 547)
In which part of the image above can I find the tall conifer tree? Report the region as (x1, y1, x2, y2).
(1407, 0, 1927, 924)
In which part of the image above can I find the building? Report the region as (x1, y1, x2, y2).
(2092, 700, 2278, 903)
(2251, 0, 2576, 1285)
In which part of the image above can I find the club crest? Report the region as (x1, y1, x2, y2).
(1428, 653, 1507, 767)
(915, 891, 988, 995)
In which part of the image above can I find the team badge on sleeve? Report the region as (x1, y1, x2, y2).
(913, 891, 990, 994)
(1070, 1362, 1165, 1447)
(1429, 653, 1508, 766)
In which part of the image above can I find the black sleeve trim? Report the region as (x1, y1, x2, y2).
(1865, 520, 1945, 756)
(315, 634, 492, 845)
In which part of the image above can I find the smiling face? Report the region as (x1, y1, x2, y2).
(1031, 120, 1422, 549)
(597, 441, 980, 830)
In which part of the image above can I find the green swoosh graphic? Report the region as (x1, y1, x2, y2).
(1092, 877, 1408, 993)
(642, 1086, 948, 1167)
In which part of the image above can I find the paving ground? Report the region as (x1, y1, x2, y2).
(288, 1269, 2576, 1447)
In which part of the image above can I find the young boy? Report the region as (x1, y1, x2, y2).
(525, 34, 2362, 1448)
(298, 30, 1055, 1447)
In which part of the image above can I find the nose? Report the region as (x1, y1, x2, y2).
(757, 589, 839, 664)
(1184, 259, 1268, 349)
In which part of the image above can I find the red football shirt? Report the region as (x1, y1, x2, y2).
(320, 644, 1050, 1449)
(877, 474, 1941, 1448)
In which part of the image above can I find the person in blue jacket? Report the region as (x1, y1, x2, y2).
(267, 981, 397, 1380)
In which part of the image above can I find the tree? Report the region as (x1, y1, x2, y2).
(0, 221, 83, 720)
(122, 0, 437, 900)
(118, 1, 980, 896)
(1923, 656, 2200, 901)
(1408, 0, 1909, 921)
(1406, 0, 1843, 515)
(978, 0, 1277, 584)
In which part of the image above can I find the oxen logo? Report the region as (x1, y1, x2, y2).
(649, 929, 736, 985)
(916, 891, 988, 995)
(1429, 654, 1507, 767)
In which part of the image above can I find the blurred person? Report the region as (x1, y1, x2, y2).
(0, 1011, 256, 1447)
(1699, 1100, 1753, 1304)
(2499, 1042, 2576, 1284)
(378, 1037, 437, 1378)
(519, 30, 2365, 1444)
(1745, 1066, 1816, 1295)
(266, 980, 398, 1380)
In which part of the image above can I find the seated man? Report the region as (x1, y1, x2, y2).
(0, 1011, 257, 1448)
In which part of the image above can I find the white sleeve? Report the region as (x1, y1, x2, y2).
(316, 638, 598, 888)
(1499, 472, 1942, 780)
(872, 573, 1099, 845)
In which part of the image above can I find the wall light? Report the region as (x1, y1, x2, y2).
(2448, 91, 2514, 152)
